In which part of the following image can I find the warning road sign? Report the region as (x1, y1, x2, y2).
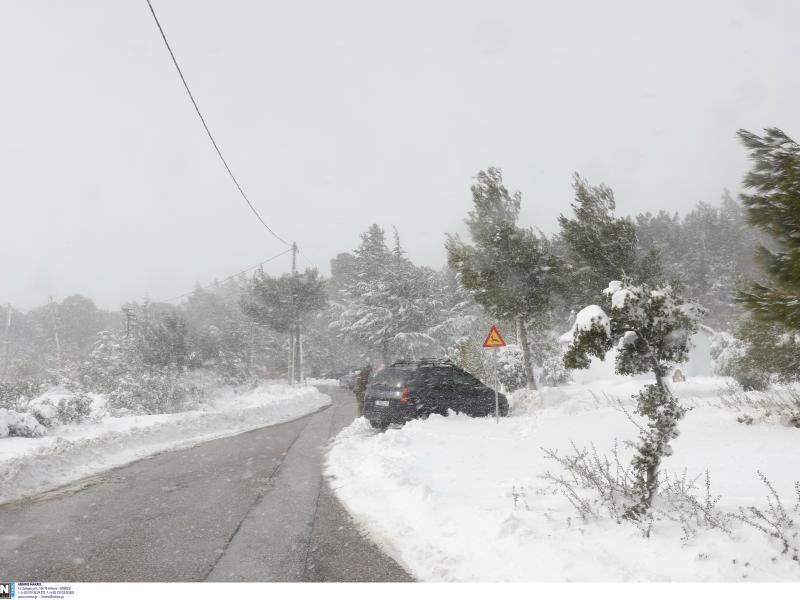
(482, 324, 507, 348)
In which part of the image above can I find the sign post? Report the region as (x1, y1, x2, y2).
(482, 324, 507, 424)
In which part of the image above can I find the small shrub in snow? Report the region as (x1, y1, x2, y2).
(735, 472, 800, 563)
(657, 470, 732, 543)
(541, 441, 644, 529)
(510, 485, 531, 511)
(719, 382, 800, 428)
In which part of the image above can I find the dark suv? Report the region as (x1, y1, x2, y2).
(363, 359, 508, 429)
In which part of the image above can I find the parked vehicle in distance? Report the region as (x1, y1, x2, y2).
(338, 369, 360, 389)
(364, 358, 508, 430)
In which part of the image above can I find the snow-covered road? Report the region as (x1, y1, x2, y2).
(0, 386, 411, 582)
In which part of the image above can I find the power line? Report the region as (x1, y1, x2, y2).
(157, 248, 292, 304)
(144, 0, 291, 248)
(298, 247, 318, 271)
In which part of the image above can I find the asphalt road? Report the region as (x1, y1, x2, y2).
(0, 386, 412, 582)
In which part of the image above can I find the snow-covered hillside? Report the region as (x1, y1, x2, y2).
(0, 383, 330, 504)
(326, 377, 800, 581)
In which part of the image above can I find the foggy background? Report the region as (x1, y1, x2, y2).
(2, 0, 799, 310)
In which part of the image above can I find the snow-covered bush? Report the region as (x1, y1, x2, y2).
(0, 408, 47, 438)
(507, 387, 538, 415)
(719, 382, 800, 428)
(70, 330, 206, 416)
(109, 366, 202, 415)
(0, 380, 46, 412)
(538, 340, 571, 386)
(496, 344, 526, 392)
(28, 387, 93, 427)
(710, 331, 745, 377)
(710, 330, 770, 391)
(0, 382, 94, 435)
(563, 280, 704, 518)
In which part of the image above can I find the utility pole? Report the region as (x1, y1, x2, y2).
(2, 304, 11, 382)
(298, 322, 304, 385)
(49, 296, 62, 374)
(288, 242, 298, 384)
(124, 307, 136, 340)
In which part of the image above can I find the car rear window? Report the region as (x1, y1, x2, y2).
(370, 367, 417, 387)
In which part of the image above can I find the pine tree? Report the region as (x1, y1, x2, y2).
(563, 280, 704, 516)
(736, 127, 800, 331)
(446, 168, 562, 389)
(331, 225, 438, 364)
(558, 174, 660, 311)
(240, 268, 327, 382)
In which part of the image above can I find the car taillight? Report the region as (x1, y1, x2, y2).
(400, 387, 409, 404)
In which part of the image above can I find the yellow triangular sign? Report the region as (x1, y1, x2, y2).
(482, 324, 507, 348)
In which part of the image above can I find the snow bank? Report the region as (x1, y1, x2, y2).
(305, 377, 340, 386)
(326, 377, 800, 581)
(0, 383, 330, 504)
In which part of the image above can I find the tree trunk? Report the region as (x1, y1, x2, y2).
(642, 370, 672, 509)
(381, 340, 391, 367)
(517, 316, 537, 390)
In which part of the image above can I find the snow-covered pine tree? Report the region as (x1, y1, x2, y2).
(425, 268, 485, 363)
(446, 167, 562, 389)
(563, 280, 704, 517)
(330, 225, 438, 365)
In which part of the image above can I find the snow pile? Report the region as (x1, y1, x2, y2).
(0, 409, 47, 439)
(0, 383, 330, 504)
(305, 377, 340, 386)
(327, 377, 800, 581)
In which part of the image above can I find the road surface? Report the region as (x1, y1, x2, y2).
(0, 386, 412, 582)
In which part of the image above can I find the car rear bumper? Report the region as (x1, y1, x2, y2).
(364, 397, 418, 425)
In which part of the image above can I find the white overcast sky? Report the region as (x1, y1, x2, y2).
(2, 0, 800, 310)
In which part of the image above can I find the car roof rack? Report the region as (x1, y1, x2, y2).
(390, 358, 456, 368)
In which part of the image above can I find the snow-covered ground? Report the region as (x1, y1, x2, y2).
(326, 375, 800, 581)
(0, 383, 330, 504)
